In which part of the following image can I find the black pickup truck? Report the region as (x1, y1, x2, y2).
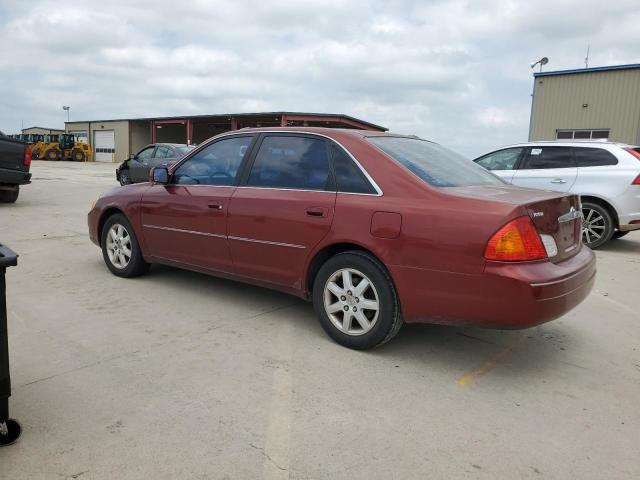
(0, 131, 31, 203)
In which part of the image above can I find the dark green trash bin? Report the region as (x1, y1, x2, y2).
(0, 243, 21, 446)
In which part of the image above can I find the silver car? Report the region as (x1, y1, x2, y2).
(474, 141, 640, 248)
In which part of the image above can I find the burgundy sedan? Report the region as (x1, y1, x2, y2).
(88, 128, 595, 350)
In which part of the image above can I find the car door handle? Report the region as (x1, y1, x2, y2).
(306, 207, 328, 217)
(550, 178, 567, 184)
(208, 204, 223, 210)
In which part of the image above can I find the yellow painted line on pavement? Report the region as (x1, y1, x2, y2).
(457, 333, 526, 386)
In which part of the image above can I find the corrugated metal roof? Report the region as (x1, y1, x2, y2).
(65, 111, 387, 131)
(534, 63, 640, 78)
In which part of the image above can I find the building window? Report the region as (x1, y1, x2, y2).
(556, 129, 610, 140)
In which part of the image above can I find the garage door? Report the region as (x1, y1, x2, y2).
(94, 130, 115, 162)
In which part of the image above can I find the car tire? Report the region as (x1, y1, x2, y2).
(612, 231, 629, 240)
(101, 213, 149, 278)
(0, 187, 19, 203)
(118, 170, 132, 185)
(581, 201, 614, 249)
(312, 251, 403, 350)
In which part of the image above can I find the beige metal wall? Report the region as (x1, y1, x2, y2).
(530, 68, 640, 144)
(130, 121, 152, 154)
(66, 120, 130, 162)
(22, 127, 65, 135)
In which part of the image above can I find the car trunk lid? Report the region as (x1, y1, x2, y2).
(446, 185, 582, 263)
(524, 194, 582, 263)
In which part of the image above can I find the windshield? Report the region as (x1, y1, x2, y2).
(176, 145, 196, 154)
(367, 136, 504, 187)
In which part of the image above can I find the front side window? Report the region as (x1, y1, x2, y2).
(137, 147, 155, 160)
(173, 136, 253, 186)
(331, 145, 376, 194)
(475, 148, 523, 171)
(522, 147, 575, 169)
(574, 148, 618, 167)
(155, 146, 172, 158)
(247, 136, 331, 190)
(367, 136, 503, 187)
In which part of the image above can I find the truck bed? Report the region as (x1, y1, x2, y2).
(0, 132, 31, 186)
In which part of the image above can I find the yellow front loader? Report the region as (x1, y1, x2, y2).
(31, 134, 93, 161)
(31, 135, 62, 161)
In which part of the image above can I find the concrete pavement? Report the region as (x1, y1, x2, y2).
(0, 161, 639, 479)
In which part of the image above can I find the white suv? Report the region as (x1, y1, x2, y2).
(473, 142, 640, 248)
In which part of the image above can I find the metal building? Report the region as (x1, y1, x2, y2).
(529, 63, 640, 145)
(21, 126, 65, 135)
(65, 112, 387, 163)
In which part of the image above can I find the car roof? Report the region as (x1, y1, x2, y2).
(495, 140, 636, 149)
(219, 126, 429, 143)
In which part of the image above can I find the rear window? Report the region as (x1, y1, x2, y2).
(367, 137, 503, 187)
(574, 148, 618, 167)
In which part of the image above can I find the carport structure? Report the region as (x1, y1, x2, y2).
(146, 112, 386, 145)
(66, 112, 387, 163)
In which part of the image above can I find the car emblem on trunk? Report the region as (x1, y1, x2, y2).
(558, 206, 581, 223)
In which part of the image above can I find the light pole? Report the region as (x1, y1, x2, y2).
(530, 57, 549, 73)
(528, 57, 549, 141)
(62, 106, 70, 123)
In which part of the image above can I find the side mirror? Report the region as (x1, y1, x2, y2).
(151, 167, 169, 184)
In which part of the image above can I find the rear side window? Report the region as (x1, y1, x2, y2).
(522, 147, 575, 169)
(331, 145, 376, 194)
(573, 148, 618, 167)
(367, 136, 503, 187)
(247, 136, 331, 191)
(475, 148, 523, 171)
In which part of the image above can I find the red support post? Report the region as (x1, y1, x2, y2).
(186, 119, 193, 145)
(231, 117, 238, 130)
(280, 114, 287, 127)
(151, 121, 156, 143)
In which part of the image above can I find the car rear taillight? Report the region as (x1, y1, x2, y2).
(484, 216, 547, 261)
(632, 174, 640, 185)
(24, 146, 32, 167)
(624, 147, 640, 161)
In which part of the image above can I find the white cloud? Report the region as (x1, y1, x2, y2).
(0, 0, 639, 156)
(476, 107, 514, 128)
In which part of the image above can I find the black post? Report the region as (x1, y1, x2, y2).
(0, 243, 21, 446)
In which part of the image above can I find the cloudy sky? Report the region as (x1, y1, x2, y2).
(1, 0, 639, 156)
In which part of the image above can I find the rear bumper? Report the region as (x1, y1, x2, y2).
(391, 246, 596, 328)
(0, 168, 31, 186)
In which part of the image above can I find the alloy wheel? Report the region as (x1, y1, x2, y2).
(323, 268, 379, 336)
(582, 207, 606, 245)
(105, 223, 132, 269)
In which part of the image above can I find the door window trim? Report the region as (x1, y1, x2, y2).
(239, 132, 383, 196)
(238, 133, 336, 192)
(167, 130, 383, 196)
